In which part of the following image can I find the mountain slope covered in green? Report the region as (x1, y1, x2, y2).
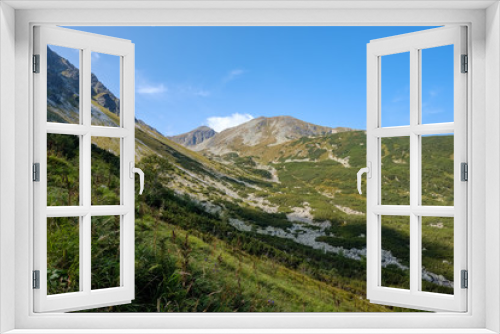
(46, 47, 455, 312)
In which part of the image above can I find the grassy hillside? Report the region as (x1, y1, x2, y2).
(47, 127, 454, 312)
(47, 134, 402, 312)
(45, 48, 455, 312)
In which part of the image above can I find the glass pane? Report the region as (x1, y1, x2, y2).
(421, 134, 454, 206)
(421, 216, 454, 295)
(91, 137, 121, 206)
(381, 52, 410, 127)
(421, 45, 454, 124)
(47, 217, 80, 295)
(381, 215, 410, 290)
(47, 133, 80, 206)
(47, 45, 80, 124)
(91, 215, 120, 290)
(381, 137, 410, 205)
(91, 52, 120, 127)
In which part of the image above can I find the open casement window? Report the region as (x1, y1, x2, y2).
(33, 26, 138, 312)
(364, 26, 467, 312)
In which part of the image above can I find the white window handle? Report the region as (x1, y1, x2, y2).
(129, 162, 144, 195)
(357, 162, 372, 195)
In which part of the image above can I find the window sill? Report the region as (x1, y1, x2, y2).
(4, 329, 498, 334)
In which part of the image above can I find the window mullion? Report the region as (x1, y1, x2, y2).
(82, 47, 92, 294)
(409, 47, 420, 294)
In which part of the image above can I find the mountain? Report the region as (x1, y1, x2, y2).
(46, 48, 454, 312)
(169, 126, 216, 147)
(47, 47, 80, 123)
(47, 47, 120, 127)
(193, 115, 353, 157)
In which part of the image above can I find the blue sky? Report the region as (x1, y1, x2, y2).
(53, 26, 454, 135)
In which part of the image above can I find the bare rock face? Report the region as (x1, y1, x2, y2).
(95, 92, 119, 114)
(169, 126, 217, 147)
(47, 47, 81, 123)
(90, 73, 120, 116)
(47, 46, 121, 123)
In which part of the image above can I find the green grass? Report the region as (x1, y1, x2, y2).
(47, 124, 455, 312)
(47, 217, 80, 294)
(46, 67, 456, 311)
(47, 133, 416, 312)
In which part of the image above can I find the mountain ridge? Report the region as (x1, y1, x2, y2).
(47, 46, 120, 125)
(192, 115, 353, 156)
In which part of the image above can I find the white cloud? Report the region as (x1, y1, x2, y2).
(91, 52, 100, 61)
(223, 69, 246, 83)
(137, 83, 167, 95)
(206, 113, 254, 132)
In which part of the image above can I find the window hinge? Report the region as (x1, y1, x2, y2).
(33, 163, 40, 182)
(461, 270, 468, 289)
(33, 54, 40, 73)
(461, 54, 468, 73)
(33, 270, 40, 289)
(461, 162, 468, 182)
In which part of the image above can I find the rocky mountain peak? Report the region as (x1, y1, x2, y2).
(169, 126, 217, 147)
(192, 115, 352, 155)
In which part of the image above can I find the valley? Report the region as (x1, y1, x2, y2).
(45, 47, 455, 312)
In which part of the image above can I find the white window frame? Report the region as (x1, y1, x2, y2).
(366, 26, 468, 312)
(1, 1, 499, 333)
(33, 26, 136, 313)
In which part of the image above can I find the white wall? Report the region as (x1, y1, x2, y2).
(486, 2, 500, 333)
(0, 2, 16, 333)
(3, 4, 494, 332)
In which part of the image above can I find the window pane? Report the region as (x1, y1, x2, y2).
(381, 215, 410, 290)
(381, 52, 410, 127)
(47, 45, 80, 124)
(47, 217, 80, 295)
(421, 134, 454, 206)
(47, 133, 80, 206)
(91, 137, 120, 206)
(91, 215, 120, 290)
(421, 45, 454, 124)
(91, 52, 120, 127)
(381, 137, 410, 205)
(421, 216, 454, 295)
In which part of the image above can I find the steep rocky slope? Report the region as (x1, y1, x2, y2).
(47, 46, 120, 126)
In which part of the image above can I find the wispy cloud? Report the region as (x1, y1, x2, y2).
(91, 52, 100, 61)
(422, 103, 444, 115)
(391, 95, 408, 103)
(137, 83, 167, 95)
(223, 69, 246, 83)
(206, 113, 254, 132)
(424, 108, 444, 114)
(180, 86, 210, 98)
(429, 89, 439, 97)
(195, 90, 211, 97)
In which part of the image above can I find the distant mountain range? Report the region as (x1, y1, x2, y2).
(170, 116, 353, 156)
